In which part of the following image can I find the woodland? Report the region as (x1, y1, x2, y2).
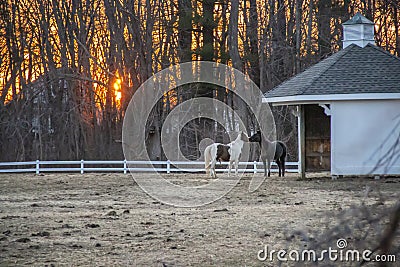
(0, 0, 399, 161)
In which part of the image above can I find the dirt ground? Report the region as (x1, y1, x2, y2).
(0, 172, 399, 266)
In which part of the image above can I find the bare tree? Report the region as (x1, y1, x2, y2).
(1, 0, 400, 161)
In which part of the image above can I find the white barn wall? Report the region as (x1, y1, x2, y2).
(331, 99, 400, 175)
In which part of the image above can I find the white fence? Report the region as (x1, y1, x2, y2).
(0, 160, 299, 174)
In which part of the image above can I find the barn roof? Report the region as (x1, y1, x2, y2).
(264, 44, 400, 104)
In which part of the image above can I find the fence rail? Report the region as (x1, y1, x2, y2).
(0, 160, 299, 174)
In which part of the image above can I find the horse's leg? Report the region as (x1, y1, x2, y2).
(205, 146, 211, 176)
(276, 159, 281, 177)
(235, 159, 239, 176)
(211, 159, 217, 178)
(228, 160, 232, 177)
(262, 159, 267, 177)
(281, 157, 285, 177)
(267, 159, 271, 177)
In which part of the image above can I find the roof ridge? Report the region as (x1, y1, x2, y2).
(366, 44, 400, 61)
(300, 45, 356, 95)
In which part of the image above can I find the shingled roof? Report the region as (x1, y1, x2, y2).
(342, 12, 374, 25)
(264, 44, 400, 100)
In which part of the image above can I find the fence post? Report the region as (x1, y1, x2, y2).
(253, 161, 257, 174)
(124, 159, 127, 174)
(167, 160, 171, 174)
(36, 160, 40, 175)
(80, 159, 84, 174)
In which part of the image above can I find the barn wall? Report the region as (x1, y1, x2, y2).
(331, 99, 400, 175)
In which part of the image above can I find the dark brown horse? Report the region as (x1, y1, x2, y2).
(249, 130, 286, 177)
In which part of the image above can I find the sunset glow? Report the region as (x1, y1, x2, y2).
(113, 77, 122, 108)
(0, 0, 399, 115)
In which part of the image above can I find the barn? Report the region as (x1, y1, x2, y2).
(264, 13, 400, 178)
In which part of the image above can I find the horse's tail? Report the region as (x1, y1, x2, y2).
(278, 141, 287, 160)
(277, 141, 287, 177)
(204, 145, 212, 173)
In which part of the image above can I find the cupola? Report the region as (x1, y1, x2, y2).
(342, 12, 375, 49)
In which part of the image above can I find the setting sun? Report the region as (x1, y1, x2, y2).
(114, 78, 121, 90)
(113, 77, 122, 109)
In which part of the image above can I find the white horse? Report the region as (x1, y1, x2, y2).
(204, 131, 248, 178)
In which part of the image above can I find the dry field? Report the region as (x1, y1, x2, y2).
(0, 172, 399, 266)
